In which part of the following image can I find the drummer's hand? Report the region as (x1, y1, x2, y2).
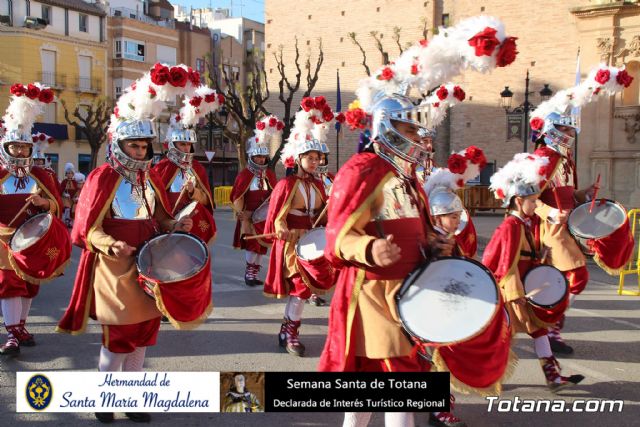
(432, 234, 455, 257)
(27, 194, 50, 210)
(371, 235, 401, 267)
(236, 210, 247, 221)
(174, 217, 193, 233)
(276, 228, 291, 241)
(186, 180, 195, 194)
(555, 210, 569, 224)
(111, 241, 135, 257)
(584, 183, 599, 199)
(514, 297, 527, 306)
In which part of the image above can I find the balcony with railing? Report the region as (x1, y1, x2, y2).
(110, 7, 175, 29)
(75, 77, 102, 94)
(40, 72, 66, 89)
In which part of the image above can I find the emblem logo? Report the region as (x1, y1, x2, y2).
(26, 374, 53, 411)
(46, 247, 60, 261)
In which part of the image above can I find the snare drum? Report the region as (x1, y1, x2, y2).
(175, 201, 216, 244)
(251, 197, 270, 234)
(295, 227, 335, 291)
(397, 257, 512, 394)
(523, 265, 569, 325)
(137, 232, 212, 329)
(9, 213, 71, 283)
(568, 200, 634, 271)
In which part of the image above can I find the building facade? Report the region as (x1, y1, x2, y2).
(264, 0, 640, 207)
(0, 0, 108, 177)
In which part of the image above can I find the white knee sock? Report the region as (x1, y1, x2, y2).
(20, 297, 32, 321)
(569, 293, 577, 307)
(123, 347, 147, 372)
(384, 412, 415, 427)
(343, 412, 372, 427)
(245, 251, 258, 264)
(255, 254, 263, 265)
(1, 297, 22, 326)
(285, 296, 305, 321)
(534, 336, 553, 358)
(98, 345, 127, 372)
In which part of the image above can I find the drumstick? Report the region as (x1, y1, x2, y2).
(525, 282, 551, 299)
(312, 204, 329, 228)
(8, 189, 42, 227)
(243, 232, 277, 241)
(172, 185, 189, 214)
(589, 173, 601, 213)
(552, 186, 563, 212)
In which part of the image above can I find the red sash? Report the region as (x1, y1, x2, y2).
(101, 217, 157, 250)
(0, 194, 36, 227)
(245, 189, 270, 211)
(539, 186, 576, 210)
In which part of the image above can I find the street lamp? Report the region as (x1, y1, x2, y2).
(206, 106, 229, 187)
(500, 70, 553, 152)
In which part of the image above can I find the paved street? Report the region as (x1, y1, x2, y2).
(0, 209, 638, 426)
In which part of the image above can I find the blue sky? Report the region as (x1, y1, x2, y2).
(171, 0, 265, 23)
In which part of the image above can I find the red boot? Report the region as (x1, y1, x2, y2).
(278, 317, 305, 357)
(540, 356, 584, 393)
(0, 325, 21, 356)
(429, 395, 467, 427)
(18, 320, 35, 347)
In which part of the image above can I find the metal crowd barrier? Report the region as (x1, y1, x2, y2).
(214, 186, 233, 206)
(618, 208, 640, 296)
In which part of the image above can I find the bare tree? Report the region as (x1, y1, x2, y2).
(369, 31, 390, 65)
(206, 47, 270, 168)
(393, 26, 404, 54)
(270, 37, 324, 165)
(347, 32, 371, 77)
(61, 97, 112, 170)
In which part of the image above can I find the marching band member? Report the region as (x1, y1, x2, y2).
(483, 153, 584, 392)
(57, 64, 198, 423)
(263, 97, 335, 357)
(31, 133, 55, 174)
(529, 65, 634, 354)
(60, 162, 78, 227)
(424, 148, 485, 259)
(0, 82, 64, 356)
(154, 86, 223, 246)
(231, 116, 281, 286)
(319, 16, 519, 427)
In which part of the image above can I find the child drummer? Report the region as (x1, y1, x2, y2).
(482, 152, 584, 393)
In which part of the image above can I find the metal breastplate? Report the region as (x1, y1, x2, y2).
(374, 175, 421, 220)
(322, 175, 333, 195)
(169, 168, 197, 193)
(249, 175, 265, 191)
(1, 175, 39, 194)
(111, 179, 156, 219)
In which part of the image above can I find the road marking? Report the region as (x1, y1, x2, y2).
(570, 307, 640, 329)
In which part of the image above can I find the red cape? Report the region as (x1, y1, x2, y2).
(263, 174, 327, 297)
(482, 215, 523, 283)
(153, 158, 215, 213)
(0, 167, 63, 218)
(57, 164, 173, 334)
(318, 153, 432, 372)
(230, 168, 277, 203)
(456, 216, 478, 258)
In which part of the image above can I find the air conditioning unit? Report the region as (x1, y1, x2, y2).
(0, 15, 11, 25)
(24, 16, 48, 30)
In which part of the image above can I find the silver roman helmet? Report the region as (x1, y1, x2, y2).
(429, 187, 464, 216)
(317, 142, 330, 175)
(246, 136, 270, 175)
(537, 112, 579, 158)
(108, 119, 155, 182)
(167, 127, 197, 169)
(0, 130, 33, 177)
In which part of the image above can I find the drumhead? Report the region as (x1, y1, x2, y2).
(137, 232, 209, 282)
(396, 257, 499, 344)
(523, 265, 568, 308)
(10, 213, 52, 252)
(251, 197, 270, 224)
(455, 209, 469, 236)
(175, 201, 197, 221)
(568, 199, 626, 239)
(295, 228, 326, 261)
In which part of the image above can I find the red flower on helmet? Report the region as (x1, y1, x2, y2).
(175, 114, 181, 122)
(335, 112, 346, 123)
(268, 117, 278, 127)
(190, 96, 202, 107)
(345, 108, 369, 130)
(38, 88, 54, 104)
(448, 153, 468, 174)
(419, 39, 428, 47)
(204, 93, 216, 103)
(411, 63, 419, 75)
(496, 37, 518, 67)
(433, 102, 440, 108)
(114, 106, 120, 118)
(453, 86, 466, 102)
(25, 84, 40, 100)
(10, 83, 26, 97)
(256, 121, 266, 130)
(456, 178, 465, 188)
(168, 66, 188, 87)
(436, 86, 449, 101)
(32, 135, 38, 142)
(39, 133, 46, 141)
(538, 164, 551, 178)
(48, 137, 54, 143)
(496, 188, 505, 199)
(188, 68, 201, 86)
(322, 105, 334, 122)
(378, 67, 395, 81)
(616, 69, 634, 88)
(595, 69, 611, 85)
(468, 27, 500, 57)
(148, 86, 157, 98)
(314, 96, 327, 109)
(465, 146, 486, 169)
(131, 82, 137, 90)
(530, 117, 545, 131)
(276, 121, 285, 130)
(284, 156, 295, 168)
(217, 93, 225, 105)
(301, 97, 315, 112)
(150, 63, 170, 85)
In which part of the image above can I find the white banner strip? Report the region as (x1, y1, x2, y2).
(17, 372, 220, 413)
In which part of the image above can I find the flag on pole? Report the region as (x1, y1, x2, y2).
(571, 47, 581, 117)
(335, 69, 342, 132)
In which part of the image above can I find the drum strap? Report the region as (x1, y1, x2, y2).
(297, 182, 315, 218)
